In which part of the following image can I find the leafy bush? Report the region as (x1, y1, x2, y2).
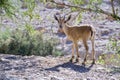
(97, 35, 120, 65)
(0, 26, 61, 56)
(107, 38, 120, 54)
(0, 0, 21, 17)
(0, 0, 63, 56)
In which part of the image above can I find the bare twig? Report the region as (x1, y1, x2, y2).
(111, 0, 116, 16)
(51, 0, 120, 20)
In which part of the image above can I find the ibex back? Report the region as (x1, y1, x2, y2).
(54, 13, 96, 65)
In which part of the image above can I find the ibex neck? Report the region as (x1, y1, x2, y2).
(62, 23, 70, 35)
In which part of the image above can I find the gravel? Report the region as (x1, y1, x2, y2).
(0, 54, 120, 80)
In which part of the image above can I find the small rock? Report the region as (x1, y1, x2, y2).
(4, 66, 12, 71)
(51, 77, 59, 80)
(45, 2, 56, 9)
(0, 73, 9, 80)
(101, 29, 110, 36)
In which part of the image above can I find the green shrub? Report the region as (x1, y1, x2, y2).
(107, 38, 120, 54)
(97, 34, 120, 65)
(0, 27, 61, 56)
(97, 36, 120, 65)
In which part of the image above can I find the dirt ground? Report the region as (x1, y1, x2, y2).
(0, 54, 120, 80)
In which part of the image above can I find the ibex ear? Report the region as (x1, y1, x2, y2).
(54, 14, 59, 21)
(64, 15, 71, 23)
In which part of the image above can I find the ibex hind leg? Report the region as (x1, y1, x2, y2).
(82, 40, 89, 66)
(91, 36, 95, 64)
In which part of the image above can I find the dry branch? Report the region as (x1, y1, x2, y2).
(51, 0, 120, 20)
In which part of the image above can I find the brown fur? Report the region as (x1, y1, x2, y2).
(54, 14, 96, 65)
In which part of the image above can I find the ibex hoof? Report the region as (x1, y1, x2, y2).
(92, 61, 95, 64)
(82, 62, 86, 66)
(69, 59, 73, 63)
(92, 59, 95, 64)
(75, 58, 79, 63)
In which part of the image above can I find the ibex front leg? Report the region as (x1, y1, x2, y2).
(70, 42, 80, 63)
(74, 42, 80, 62)
(70, 43, 75, 63)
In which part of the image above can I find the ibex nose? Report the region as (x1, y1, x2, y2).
(60, 25, 62, 28)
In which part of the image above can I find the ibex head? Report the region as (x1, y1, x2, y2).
(54, 13, 71, 29)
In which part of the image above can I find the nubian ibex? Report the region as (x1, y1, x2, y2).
(54, 13, 96, 65)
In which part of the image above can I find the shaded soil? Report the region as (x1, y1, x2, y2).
(0, 54, 120, 80)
